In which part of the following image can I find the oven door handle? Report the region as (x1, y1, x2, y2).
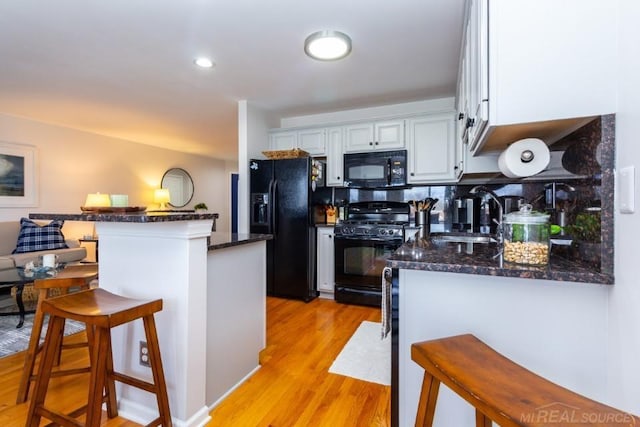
(387, 158, 392, 186)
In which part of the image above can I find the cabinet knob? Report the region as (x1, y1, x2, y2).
(458, 112, 465, 121)
(329, 235, 332, 239)
(336, 176, 340, 180)
(410, 172, 415, 176)
(375, 141, 379, 145)
(369, 142, 373, 146)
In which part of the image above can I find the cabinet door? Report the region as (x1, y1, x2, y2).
(316, 227, 335, 296)
(374, 119, 405, 150)
(326, 127, 344, 186)
(344, 123, 375, 153)
(467, 0, 489, 152)
(269, 130, 297, 151)
(298, 128, 326, 156)
(407, 113, 457, 184)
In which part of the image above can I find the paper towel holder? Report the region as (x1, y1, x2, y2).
(521, 150, 535, 163)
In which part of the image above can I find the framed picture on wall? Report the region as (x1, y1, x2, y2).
(0, 141, 38, 207)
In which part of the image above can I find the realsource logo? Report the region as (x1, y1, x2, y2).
(520, 403, 636, 425)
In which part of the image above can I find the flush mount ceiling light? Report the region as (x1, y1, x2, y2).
(194, 57, 215, 68)
(304, 30, 352, 61)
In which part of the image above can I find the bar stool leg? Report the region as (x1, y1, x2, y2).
(415, 371, 440, 427)
(16, 291, 47, 403)
(85, 326, 111, 427)
(476, 409, 492, 427)
(26, 314, 66, 427)
(105, 337, 118, 418)
(143, 314, 172, 426)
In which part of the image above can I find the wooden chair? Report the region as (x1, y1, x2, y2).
(16, 264, 98, 403)
(411, 334, 640, 427)
(26, 288, 172, 427)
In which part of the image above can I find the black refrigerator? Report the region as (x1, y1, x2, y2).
(249, 157, 318, 302)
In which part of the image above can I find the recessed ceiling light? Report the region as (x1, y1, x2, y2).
(304, 30, 352, 61)
(194, 57, 215, 68)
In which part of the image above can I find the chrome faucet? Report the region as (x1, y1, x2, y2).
(469, 185, 503, 243)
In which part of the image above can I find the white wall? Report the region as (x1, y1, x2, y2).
(607, 0, 640, 413)
(280, 98, 454, 128)
(237, 101, 277, 233)
(0, 113, 230, 236)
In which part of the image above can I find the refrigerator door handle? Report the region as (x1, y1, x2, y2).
(267, 179, 274, 234)
(272, 179, 279, 236)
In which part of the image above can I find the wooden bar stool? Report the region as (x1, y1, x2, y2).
(26, 288, 172, 427)
(412, 334, 640, 427)
(16, 264, 99, 403)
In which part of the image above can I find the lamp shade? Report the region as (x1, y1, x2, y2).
(84, 193, 111, 207)
(154, 188, 171, 209)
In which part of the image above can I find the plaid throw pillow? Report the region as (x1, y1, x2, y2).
(12, 218, 69, 254)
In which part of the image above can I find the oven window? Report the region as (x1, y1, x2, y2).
(348, 164, 385, 180)
(343, 245, 395, 277)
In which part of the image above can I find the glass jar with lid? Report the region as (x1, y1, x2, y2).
(503, 204, 550, 265)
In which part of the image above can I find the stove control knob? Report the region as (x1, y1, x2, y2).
(379, 229, 387, 235)
(363, 229, 370, 234)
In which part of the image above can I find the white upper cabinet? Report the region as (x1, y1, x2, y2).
(326, 127, 344, 186)
(298, 128, 326, 156)
(269, 130, 297, 151)
(344, 119, 405, 153)
(407, 113, 458, 184)
(460, 0, 617, 155)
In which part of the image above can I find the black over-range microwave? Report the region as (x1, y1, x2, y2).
(344, 149, 407, 188)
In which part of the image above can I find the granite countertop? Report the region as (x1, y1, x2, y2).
(387, 235, 613, 285)
(208, 232, 272, 250)
(29, 212, 219, 222)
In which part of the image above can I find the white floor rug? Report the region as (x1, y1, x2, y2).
(329, 320, 391, 386)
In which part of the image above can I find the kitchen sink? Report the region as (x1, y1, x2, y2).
(430, 233, 498, 244)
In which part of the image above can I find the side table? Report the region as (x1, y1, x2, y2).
(0, 263, 98, 328)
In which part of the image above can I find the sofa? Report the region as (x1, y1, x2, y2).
(0, 220, 87, 269)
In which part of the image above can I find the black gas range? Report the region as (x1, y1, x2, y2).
(333, 201, 409, 307)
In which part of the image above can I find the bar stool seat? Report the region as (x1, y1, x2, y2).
(26, 288, 172, 427)
(17, 264, 98, 404)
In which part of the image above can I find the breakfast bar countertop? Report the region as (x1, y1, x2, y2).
(208, 232, 272, 250)
(387, 237, 613, 285)
(29, 211, 219, 222)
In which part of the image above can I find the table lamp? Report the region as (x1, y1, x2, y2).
(154, 188, 171, 210)
(84, 193, 111, 207)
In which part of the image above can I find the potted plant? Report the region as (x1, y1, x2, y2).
(194, 202, 208, 213)
(565, 210, 601, 264)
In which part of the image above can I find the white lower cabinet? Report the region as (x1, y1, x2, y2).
(407, 112, 458, 184)
(316, 227, 335, 298)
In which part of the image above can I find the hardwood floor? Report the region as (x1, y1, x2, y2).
(0, 296, 390, 426)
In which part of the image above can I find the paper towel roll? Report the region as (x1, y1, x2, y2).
(498, 138, 550, 178)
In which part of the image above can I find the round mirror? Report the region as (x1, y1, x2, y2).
(161, 168, 194, 208)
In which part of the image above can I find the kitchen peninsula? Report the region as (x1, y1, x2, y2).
(29, 212, 271, 427)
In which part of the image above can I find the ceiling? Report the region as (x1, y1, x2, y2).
(0, 0, 466, 161)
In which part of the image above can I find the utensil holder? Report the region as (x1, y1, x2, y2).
(415, 211, 430, 239)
